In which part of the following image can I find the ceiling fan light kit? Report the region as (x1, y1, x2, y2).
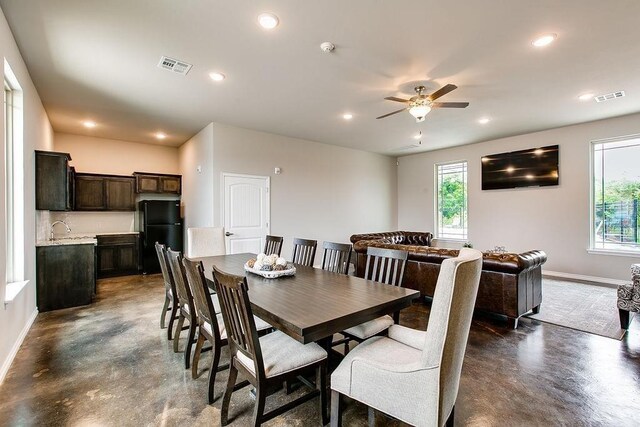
(377, 83, 469, 122)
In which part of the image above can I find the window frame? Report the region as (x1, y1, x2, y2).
(434, 159, 469, 241)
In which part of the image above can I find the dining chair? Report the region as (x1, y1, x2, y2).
(264, 234, 283, 256)
(320, 242, 352, 275)
(330, 248, 483, 427)
(213, 266, 328, 426)
(187, 227, 226, 258)
(182, 258, 272, 403)
(166, 248, 199, 369)
(156, 242, 178, 340)
(291, 237, 317, 267)
(341, 247, 408, 343)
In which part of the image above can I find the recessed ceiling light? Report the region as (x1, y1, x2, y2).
(83, 120, 96, 128)
(478, 118, 490, 125)
(155, 132, 167, 140)
(578, 93, 594, 101)
(209, 72, 225, 81)
(258, 13, 279, 30)
(532, 33, 557, 47)
(342, 113, 353, 120)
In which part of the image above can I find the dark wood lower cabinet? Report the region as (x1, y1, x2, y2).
(36, 244, 96, 312)
(97, 234, 140, 278)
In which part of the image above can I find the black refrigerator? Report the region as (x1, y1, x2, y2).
(139, 200, 182, 274)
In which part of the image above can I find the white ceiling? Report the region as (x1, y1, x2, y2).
(2, 0, 640, 155)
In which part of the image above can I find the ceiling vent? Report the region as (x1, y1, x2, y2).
(595, 91, 625, 103)
(157, 56, 192, 75)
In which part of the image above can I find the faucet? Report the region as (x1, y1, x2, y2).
(50, 220, 71, 240)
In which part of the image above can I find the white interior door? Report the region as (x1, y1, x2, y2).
(223, 174, 270, 254)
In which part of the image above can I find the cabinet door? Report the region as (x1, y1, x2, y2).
(135, 174, 160, 193)
(117, 244, 138, 272)
(160, 176, 181, 194)
(36, 152, 70, 211)
(97, 246, 117, 276)
(106, 177, 136, 211)
(75, 175, 106, 210)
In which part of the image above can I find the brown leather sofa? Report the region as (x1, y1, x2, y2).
(351, 231, 547, 328)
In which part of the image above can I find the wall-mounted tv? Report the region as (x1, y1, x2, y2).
(481, 145, 559, 190)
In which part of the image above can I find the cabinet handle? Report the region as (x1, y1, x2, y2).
(225, 232, 234, 236)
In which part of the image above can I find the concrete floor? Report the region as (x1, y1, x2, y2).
(0, 274, 639, 426)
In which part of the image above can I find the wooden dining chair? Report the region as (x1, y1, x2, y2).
(342, 247, 408, 344)
(320, 242, 352, 275)
(291, 238, 317, 267)
(155, 242, 178, 340)
(166, 248, 199, 370)
(264, 235, 283, 256)
(213, 266, 328, 426)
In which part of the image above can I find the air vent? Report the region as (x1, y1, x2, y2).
(595, 91, 625, 103)
(157, 56, 192, 75)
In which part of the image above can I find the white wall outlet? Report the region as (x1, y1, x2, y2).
(274, 167, 281, 175)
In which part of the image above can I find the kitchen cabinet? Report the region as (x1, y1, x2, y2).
(96, 234, 140, 277)
(35, 151, 74, 211)
(75, 174, 136, 211)
(36, 244, 96, 311)
(133, 172, 181, 195)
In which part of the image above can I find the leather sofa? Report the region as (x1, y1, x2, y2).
(350, 231, 547, 328)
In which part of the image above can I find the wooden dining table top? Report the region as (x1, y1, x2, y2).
(193, 253, 420, 344)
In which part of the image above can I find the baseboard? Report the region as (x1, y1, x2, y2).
(0, 309, 38, 385)
(543, 270, 625, 288)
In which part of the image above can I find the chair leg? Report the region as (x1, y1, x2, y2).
(184, 318, 197, 369)
(445, 405, 455, 427)
(173, 314, 185, 352)
(208, 343, 222, 404)
(192, 332, 205, 379)
(167, 303, 178, 340)
(251, 384, 267, 427)
(531, 304, 541, 314)
(368, 406, 375, 427)
(330, 390, 342, 427)
(317, 363, 328, 426)
(619, 309, 631, 329)
(507, 317, 519, 329)
(221, 364, 238, 426)
(160, 296, 170, 329)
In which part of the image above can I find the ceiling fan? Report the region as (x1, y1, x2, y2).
(377, 84, 469, 122)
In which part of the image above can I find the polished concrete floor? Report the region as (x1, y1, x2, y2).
(0, 274, 639, 426)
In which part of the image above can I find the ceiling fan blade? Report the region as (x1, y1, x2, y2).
(384, 96, 410, 103)
(430, 101, 469, 108)
(376, 108, 408, 119)
(427, 84, 458, 101)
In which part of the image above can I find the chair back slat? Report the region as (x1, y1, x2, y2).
(264, 235, 283, 256)
(182, 258, 217, 329)
(166, 249, 194, 310)
(155, 242, 175, 295)
(364, 247, 408, 287)
(291, 238, 317, 267)
(321, 241, 352, 275)
(212, 266, 266, 380)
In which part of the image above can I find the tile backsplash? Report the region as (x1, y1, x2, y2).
(46, 211, 136, 238)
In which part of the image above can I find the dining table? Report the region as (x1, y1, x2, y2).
(193, 253, 420, 345)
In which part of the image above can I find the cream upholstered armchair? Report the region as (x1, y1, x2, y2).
(186, 227, 226, 258)
(330, 248, 483, 427)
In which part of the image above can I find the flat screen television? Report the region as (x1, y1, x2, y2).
(481, 145, 559, 190)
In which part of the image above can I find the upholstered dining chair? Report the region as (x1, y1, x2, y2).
(291, 237, 318, 267)
(182, 258, 271, 403)
(213, 266, 328, 426)
(321, 241, 352, 275)
(187, 227, 226, 258)
(264, 235, 283, 256)
(156, 242, 178, 340)
(341, 247, 408, 343)
(330, 248, 483, 427)
(166, 248, 199, 369)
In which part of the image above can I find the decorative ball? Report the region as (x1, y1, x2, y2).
(247, 259, 256, 268)
(276, 257, 287, 266)
(273, 264, 285, 271)
(267, 254, 278, 265)
(257, 253, 266, 262)
(253, 261, 263, 270)
(261, 264, 273, 271)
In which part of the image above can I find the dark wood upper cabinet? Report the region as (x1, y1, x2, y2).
(35, 151, 73, 211)
(134, 172, 181, 194)
(75, 174, 136, 211)
(105, 177, 136, 210)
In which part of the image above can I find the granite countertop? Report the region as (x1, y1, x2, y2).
(36, 231, 140, 247)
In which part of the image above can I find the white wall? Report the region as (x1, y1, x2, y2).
(180, 122, 397, 262)
(0, 7, 54, 382)
(398, 112, 640, 281)
(49, 133, 180, 236)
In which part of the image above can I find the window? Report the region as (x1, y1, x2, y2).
(4, 60, 24, 291)
(591, 136, 640, 253)
(435, 161, 468, 240)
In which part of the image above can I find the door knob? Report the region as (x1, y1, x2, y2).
(225, 232, 234, 236)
